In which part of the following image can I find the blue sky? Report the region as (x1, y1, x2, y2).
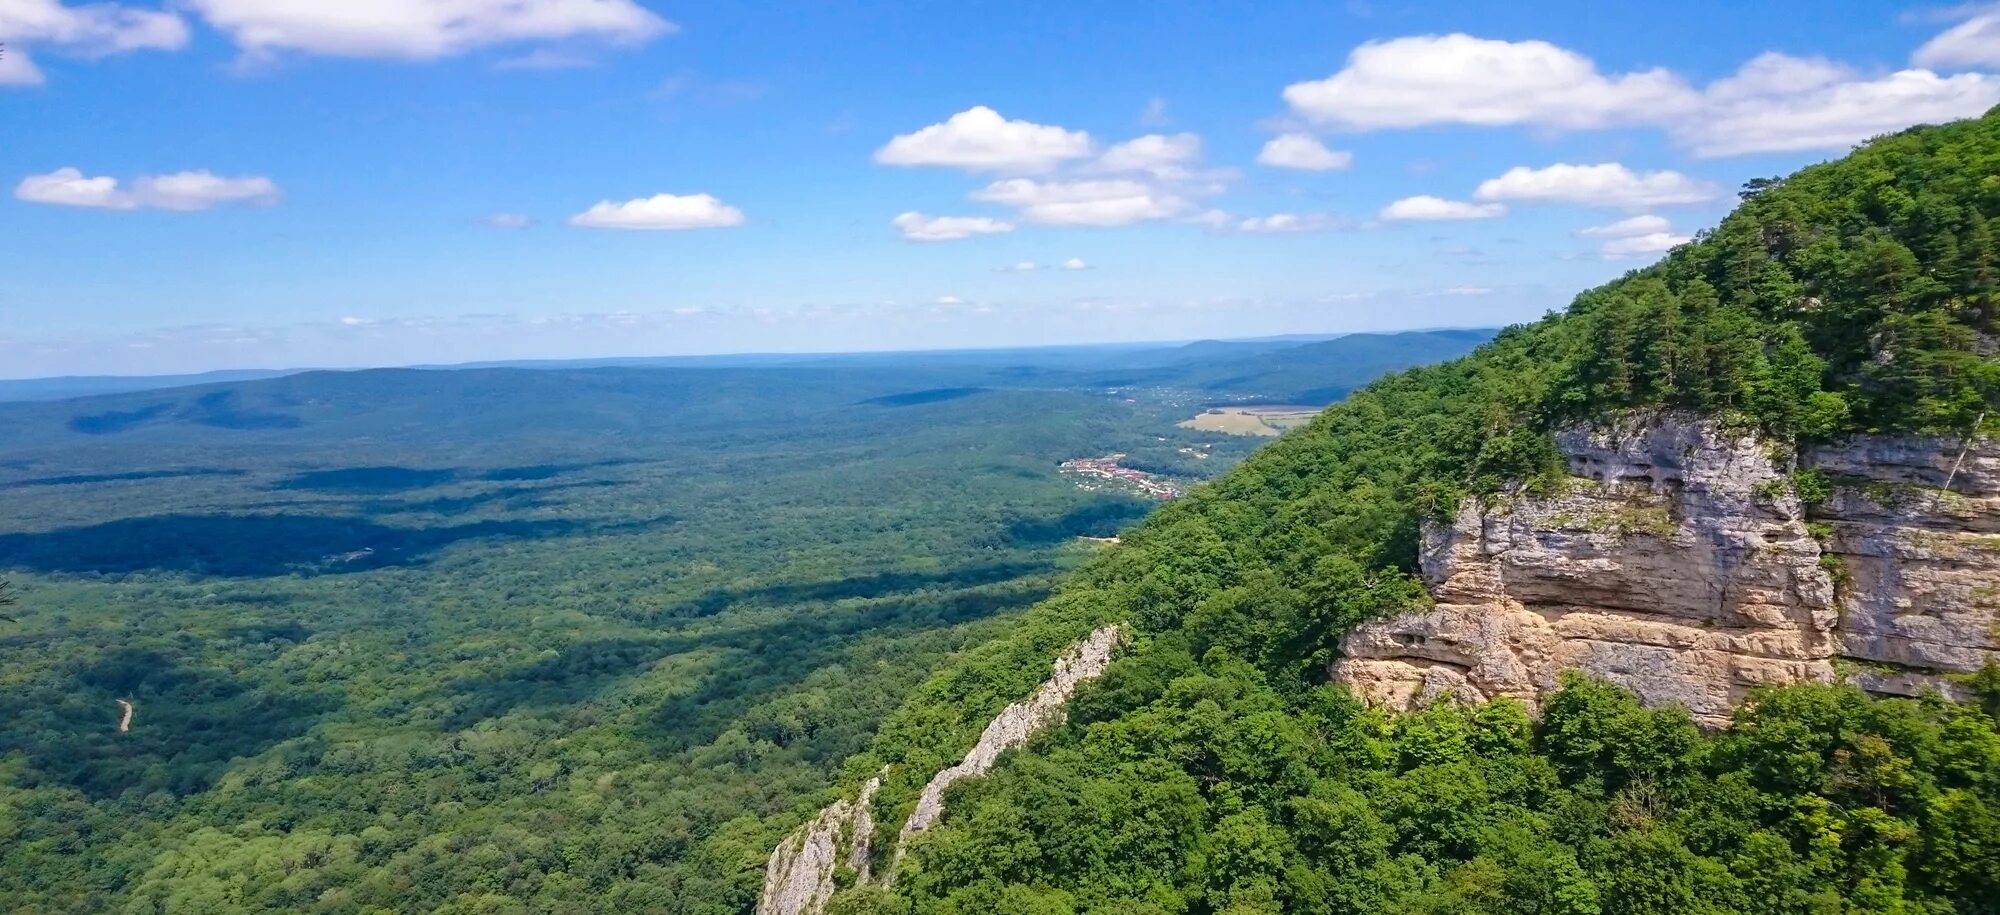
(3, 0, 1999, 377)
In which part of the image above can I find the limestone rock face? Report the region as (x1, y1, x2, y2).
(758, 774, 882, 915)
(756, 625, 1122, 914)
(1807, 435, 2000, 697)
(896, 625, 1122, 853)
(1335, 414, 1998, 726)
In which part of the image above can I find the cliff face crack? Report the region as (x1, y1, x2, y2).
(1335, 414, 1998, 727)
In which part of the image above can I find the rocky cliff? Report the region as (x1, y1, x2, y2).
(1335, 414, 1998, 726)
(756, 775, 881, 915)
(757, 625, 1122, 914)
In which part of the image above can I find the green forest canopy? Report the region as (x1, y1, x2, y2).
(832, 108, 2000, 914)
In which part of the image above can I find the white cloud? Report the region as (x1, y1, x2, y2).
(0, 0, 188, 86)
(1284, 33, 1695, 130)
(1674, 53, 2000, 157)
(875, 106, 1093, 173)
(483, 212, 533, 229)
(1439, 285, 1493, 295)
(0, 0, 188, 53)
(0, 45, 44, 85)
(1914, 9, 2000, 69)
(1281, 33, 2000, 158)
(1004, 260, 1039, 272)
(14, 167, 131, 208)
(1061, 257, 1089, 270)
(1257, 134, 1353, 171)
(1234, 212, 1339, 233)
(132, 171, 281, 210)
(1600, 232, 1692, 259)
(1379, 195, 1504, 221)
(186, 0, 671, 60)
(970, 178, 1189, 226)
(1096, 133, 1201, 174)
(569, 193, 745, 230)
(1578, 214, 1671, 238)
(935, 295, 962, 305)
(1139, 97, 1170, 126)
(1474, 163, 1719, 208)
(890, 211, 1015, 241)
(14, 167, 279, 210)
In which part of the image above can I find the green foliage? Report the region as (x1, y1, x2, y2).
(835, 110, 2000, 914)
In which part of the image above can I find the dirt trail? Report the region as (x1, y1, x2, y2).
(115, 699, 133, 733)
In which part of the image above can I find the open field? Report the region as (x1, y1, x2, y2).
(1178, 405, 1322, 436)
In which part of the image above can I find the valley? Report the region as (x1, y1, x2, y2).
(0, 331, 1487, 913)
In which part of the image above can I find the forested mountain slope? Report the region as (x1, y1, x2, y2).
(794, 108, 2000, 914)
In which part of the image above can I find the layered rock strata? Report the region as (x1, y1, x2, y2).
(1335, 415, 1997, 726)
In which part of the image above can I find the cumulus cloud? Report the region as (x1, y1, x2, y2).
(0, 0, 188, 86)
(1914, 8, 2000, 69)
(970, 178, 1189, 226)
(1095, 133, 1201, 174)
(0, 46, 44, 85)
(1061, 257, 1089, 270)
(875, 106, 1093, 173)
(1256, 134, 1353, 171)
(15, 167, 279, 210)
(1003, 260, 1040, 272)
(1674, 53, 2000, 158)
(1474, 163, 1720, 208)
(1600, 232, 1692, 259)
(1234, 213, 1340, 233)
(1379, 195, 1504, 221)
(1281, 32, 2000, 158)
(14, 167, 129, 208)
(185, 0, 672, 60)
(891, 211, 1015, 241)
(1284, 33, 1694, 130)
(1578, 214, 1671, 237)
(569, 193, 745, 230)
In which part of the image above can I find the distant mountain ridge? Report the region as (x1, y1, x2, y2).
(0, 329, 1496, 405)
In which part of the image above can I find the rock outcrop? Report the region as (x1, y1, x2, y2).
(895, 625, 1122, 854)
(1335, 414, 1998, 726)
(757, 774, 881, 915)
(756, 625, 1122, 914)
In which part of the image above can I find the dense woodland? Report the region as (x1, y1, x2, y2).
(824, 109, 2000, 913)
(0, 335, 1487, 912)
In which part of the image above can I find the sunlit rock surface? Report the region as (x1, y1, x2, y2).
(1336, 414, 1997, 726)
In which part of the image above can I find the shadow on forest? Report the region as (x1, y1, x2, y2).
(66, 391, 303, 435)
(658, 559, 1053, 620)
(443, 565, 1055, 746)
(1007, 501, 1154, 545)
(861, 387, 988, 407)
(0, 647, 340, 798)
(273, 459, 646, 494)
(0, 468, 249, 489)
(0, 511, 673, 578)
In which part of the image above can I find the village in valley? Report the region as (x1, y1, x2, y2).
(1058, 454, 1184, 500)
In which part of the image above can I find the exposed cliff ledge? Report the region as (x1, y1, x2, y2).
(756, 625, 1122, 914)
(757, 774, 881, 915)
(1335, 414, 1998, 726)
